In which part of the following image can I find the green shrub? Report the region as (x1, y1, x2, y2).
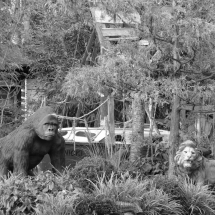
(140, 187, 183, 215)
(178, 179, 215, 215)
(153, 176, 215, 215)
(88, 172, 182, 215)
(70, 156, 115, 193)
(120, 142, 168, 178)
(0, 171, 76, 214)
(34, 192, 78, 215)
(0, 175, 38, 214)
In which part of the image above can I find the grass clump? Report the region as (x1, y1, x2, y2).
(88, 172, 183, 215)
(70, 156, 115, 193)
(153, 176, 215, 215)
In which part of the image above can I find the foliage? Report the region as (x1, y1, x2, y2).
(23, 0, 95, 103)
(0, 171, 76, 214)
(178, 179, 215, 215)
(0, 166, 215, 215)
(34, 192, 78, 215)
(63, 66, 102, 99)
(120, 141, 169, 178)
(70, 156, 115, 193)
(0, 107, 22, 138)
(153, 176, 215, 215)
(89, 172, 183, 215)
(0, 0, 98, 106)
(75, 197, 119, 215)
(90, 172, 148, 202)
(140, 186, 183, 215)
(85, 141, 129, 171)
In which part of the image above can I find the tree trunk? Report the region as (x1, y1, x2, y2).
(130, 93, 145, 162)
(108, 94, 115, 144)
(168, 93, 180, 177)
(168, 0, 181, 178)
(145, 98, 160, 135)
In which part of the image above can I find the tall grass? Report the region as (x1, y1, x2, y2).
(140, 187, 183, 215)
(88, 172, 183, 215)
(178, 179, 215, 215)
(85, 142, 129, 171)
(34, 192, 78, 215)
(153, 176, 215, 215)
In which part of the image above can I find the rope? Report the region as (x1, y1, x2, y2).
(56, 98, 109, 121)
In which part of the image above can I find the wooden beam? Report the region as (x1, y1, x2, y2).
(102, 28, 137, 37)
(180, 104, 215, 113)
(107, 36, 138, 41)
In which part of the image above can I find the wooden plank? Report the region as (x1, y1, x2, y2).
(102, 28, 137, 37)
(107, 36, 139, 41)
(180, 104, 215, 113)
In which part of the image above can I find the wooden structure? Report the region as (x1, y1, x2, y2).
(87, 0, 141, 143)
(89, 1, 139, 47)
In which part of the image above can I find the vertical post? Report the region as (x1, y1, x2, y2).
(213, 114, 215, 156)
(195, 113, 201, 144)
(100, 88, 108, 126)
(21, 78, 28, 121)
(108, 94, 115, 144)
(90, 8, 110, 127)
(168, 93, 180, 177)
(130, 92, 145, 162)
(24, 78, 28, 120)
(168, 0, 180, 178)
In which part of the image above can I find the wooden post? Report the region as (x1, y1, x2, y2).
(130, 92, 145, 162)
(108, 94, 115, 144)
(195, 113, 201, 144)
(168, 93, 180, 178)
(213, 114, 215, 157)
(168, 0, 180, 178)
(21, 78, 28, 121)
(99, 88, 109, 126)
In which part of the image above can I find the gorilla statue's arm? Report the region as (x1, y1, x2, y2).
(49, 135, 65, 173)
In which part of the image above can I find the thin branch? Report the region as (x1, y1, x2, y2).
(179, 69, 200, 74)
(153, 35, 173, 45)
(72, 26, 81, 66)
(195, 73, 215, 83)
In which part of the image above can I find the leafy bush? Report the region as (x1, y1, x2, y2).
(0, 108, 22, 138)
(88, 172, 182, 215)
(140, 187, 183, 215)
(153, 176, 215, 215)
(178, 179, 215, 215)
(70, 156, 115, 193)
(0, 175, 39, 214)
(0, 171, 76, 214)
(35, 192, 78, 215)
(120, 142, 168, 178)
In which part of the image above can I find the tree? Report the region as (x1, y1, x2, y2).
(101, 0, 215, 176)
(0, 0, 100, 122)
(64, 0, 215, 175)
